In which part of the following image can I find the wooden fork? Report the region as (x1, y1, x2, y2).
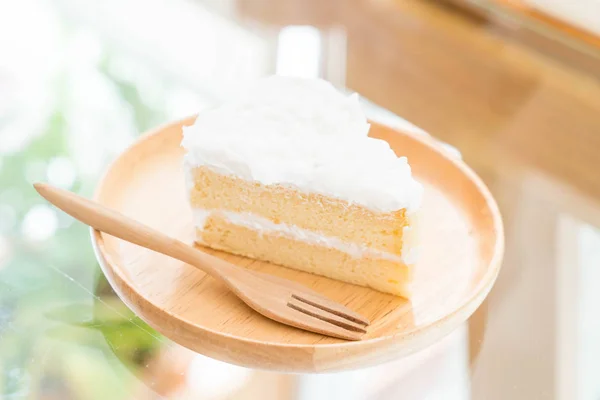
(34, 183, 369, 340)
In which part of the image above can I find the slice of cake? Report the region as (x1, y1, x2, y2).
(181, 76, 422, 297)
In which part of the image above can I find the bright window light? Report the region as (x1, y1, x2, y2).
(276, 26, 321, 78)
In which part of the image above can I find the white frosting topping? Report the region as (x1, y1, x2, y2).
(182, 76, 423, 212)
(193, 209, 412, 264)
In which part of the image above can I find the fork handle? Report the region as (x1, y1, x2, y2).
(34, 183, 234, 282)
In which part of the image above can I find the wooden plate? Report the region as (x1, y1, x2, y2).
(91, 117, 503, 373)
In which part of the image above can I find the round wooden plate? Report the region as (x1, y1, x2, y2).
(92, 117, 503, 373)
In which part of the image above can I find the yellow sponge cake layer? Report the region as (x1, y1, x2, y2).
(189, 166, 410, 255)
(198, 212, 412, 297)
(182, 77, 422, 297)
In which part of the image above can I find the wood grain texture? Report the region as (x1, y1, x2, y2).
(90, 117, 504, 372)
(337, 0, 600, 199)
(473, 0, 600, 48)
(34, 183, 370, 341)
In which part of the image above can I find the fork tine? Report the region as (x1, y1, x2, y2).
(251, 270, 370, 327)
(280, 307, 365, 341)
(288, 297, 368, 334)
(291, 294, 370, 326)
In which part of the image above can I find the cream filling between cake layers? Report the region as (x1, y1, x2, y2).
(193, 209, 417, 265)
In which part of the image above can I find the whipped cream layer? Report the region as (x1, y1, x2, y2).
(194, 209, 415, 264)
(182, 76, 423, 212)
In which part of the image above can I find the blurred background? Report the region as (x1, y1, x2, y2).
(1, 0, 599, 399)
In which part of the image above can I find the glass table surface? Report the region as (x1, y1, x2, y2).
(1, 0, 600, 399)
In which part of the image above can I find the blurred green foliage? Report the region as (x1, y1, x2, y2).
(0, 43, 169, 399)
